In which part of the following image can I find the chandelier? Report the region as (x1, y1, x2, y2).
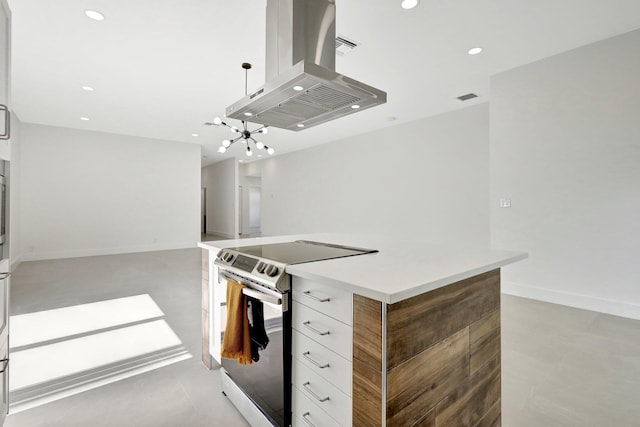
(206, 63, 275, 157)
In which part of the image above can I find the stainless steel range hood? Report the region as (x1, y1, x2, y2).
(225, 0, 387, 131)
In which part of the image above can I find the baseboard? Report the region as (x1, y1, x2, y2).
(501, 281, 640, 320)
(10, 255, 22, 272)
(206, 230, 236, 239)
(18, 242, 198, 262)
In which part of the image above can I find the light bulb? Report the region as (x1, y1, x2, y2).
(213, 117, 222, 125)
(293, 85, 304, 91)
(222, 140, 231, 148)
(351, 104, 360, 109)
(468, 47, 483, 55)
(256, 141, 265, 150)
(85, 10, 105, 21)
(246, 147, 253, 157)
(267, 147, 275, 155)
(218, 146, 227, 153)
(260, 127, 268, 134)
(401, 0, 419, 9)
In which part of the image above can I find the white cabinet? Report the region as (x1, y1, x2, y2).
(0, 3, 9, 425)
(292, 278, 353, 427)
(0, 0, 9, 136)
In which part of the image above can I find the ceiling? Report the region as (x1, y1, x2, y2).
(7, 0, 640, 166)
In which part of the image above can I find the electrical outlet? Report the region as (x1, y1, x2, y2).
(499, 198, 512, 208)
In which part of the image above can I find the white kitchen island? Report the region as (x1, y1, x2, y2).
(199, 235, 526, 427)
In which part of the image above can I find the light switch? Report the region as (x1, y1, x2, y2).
(499, 198, 511, 208)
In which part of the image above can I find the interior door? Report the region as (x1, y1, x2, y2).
(201, 188, 206, 234)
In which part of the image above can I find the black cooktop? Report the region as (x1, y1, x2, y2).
(229, 240, 378, 265)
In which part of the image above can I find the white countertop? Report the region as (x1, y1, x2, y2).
(198, 234, 527, 304)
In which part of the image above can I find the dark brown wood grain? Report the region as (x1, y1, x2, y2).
(353, 294, 383, 426)
(470, 310, 500, 376)
(410, 408, 436, 427)
(353, 294, 383, 370)
(386, 269, 500, 369)
(434, 355, 501, 426)
(353, 358, 383, 427)
(386, 328, 470, 427)
(474, 399, 502, 427)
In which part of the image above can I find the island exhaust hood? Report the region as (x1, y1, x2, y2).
(225, 0, 387, 131)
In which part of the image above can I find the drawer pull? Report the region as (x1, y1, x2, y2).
(303, 290, 330, 303)
(303, 321, 330, 336)
(302, 381, 330, 402)
(301, 412, 316, 427)
(0, 358, 8, 374)
(302, 351, 330, 369)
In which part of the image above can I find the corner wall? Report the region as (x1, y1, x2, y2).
(19, 124, 201, 261)
(260, 103, 490, 246)
(491, 29, 640, 319)
(201, 158, 238, 238)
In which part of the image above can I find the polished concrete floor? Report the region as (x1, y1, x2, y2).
(5, 249, 640, 426)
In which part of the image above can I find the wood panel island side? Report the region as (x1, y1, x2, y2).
(199, 235, 526, 427)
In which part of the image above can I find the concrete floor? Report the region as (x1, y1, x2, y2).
(5, 248, 640, 426)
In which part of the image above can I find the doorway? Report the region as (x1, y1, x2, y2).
(238, 185, 261, 237)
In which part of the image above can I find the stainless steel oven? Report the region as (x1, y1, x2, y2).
(215, 257, 292, 427)
(214, 240, 378, 427)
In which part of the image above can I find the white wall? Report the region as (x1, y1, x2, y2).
(8, 111, 20, 267)
(201, 158, 238, 238)
(19, 124, 201, 261)
(260, 103, 490, 246)
(491, 29, 640, 319)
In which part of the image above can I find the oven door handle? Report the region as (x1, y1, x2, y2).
(241, 287, 282, 306)
(219, 270, 283, 306)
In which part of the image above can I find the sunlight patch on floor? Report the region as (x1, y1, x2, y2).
(10, 294, 164, 347)
(9, 295, 192, 412)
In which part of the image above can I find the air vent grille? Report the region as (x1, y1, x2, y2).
(253, 85, 363, 128)
(296, 85, 361, 111)
(336, 36, 358, 55)
(457, 93, 478, 101)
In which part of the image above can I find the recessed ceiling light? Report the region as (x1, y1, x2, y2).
(244, 112, 253, 116)
(297, 124, 305, 128)
(84, 10, 105, 21)
(351, 104, 360, 109)
(468, 47, 483, 55)
(81, 85, 94, 92)
(80, 117, 90, 121)
(293, 85, 304, 91)
(401, 0, 419, 9)
(192, 133, 199, 137)
(239, 160, 244, 163)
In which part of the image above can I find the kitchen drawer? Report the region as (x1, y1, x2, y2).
(293, 330, 352, 395)
(293, 301, 352, 360)
(293, 277, 353, 325)
(292, 386, 346, 427)
(293, 360, 351, 426)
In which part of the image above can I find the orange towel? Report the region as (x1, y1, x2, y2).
(221, 280, 252, 365)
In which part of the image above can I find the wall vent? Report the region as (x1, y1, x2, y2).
(457, 93, 478, 101)
(336, 36, 358, 55)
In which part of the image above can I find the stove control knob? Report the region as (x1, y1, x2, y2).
(221, 252, 234, 263)
(265, 265, 279, 277)
(256, 262, 266, 274)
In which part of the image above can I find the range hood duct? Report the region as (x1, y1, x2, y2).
(225, 0, 387, 131)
